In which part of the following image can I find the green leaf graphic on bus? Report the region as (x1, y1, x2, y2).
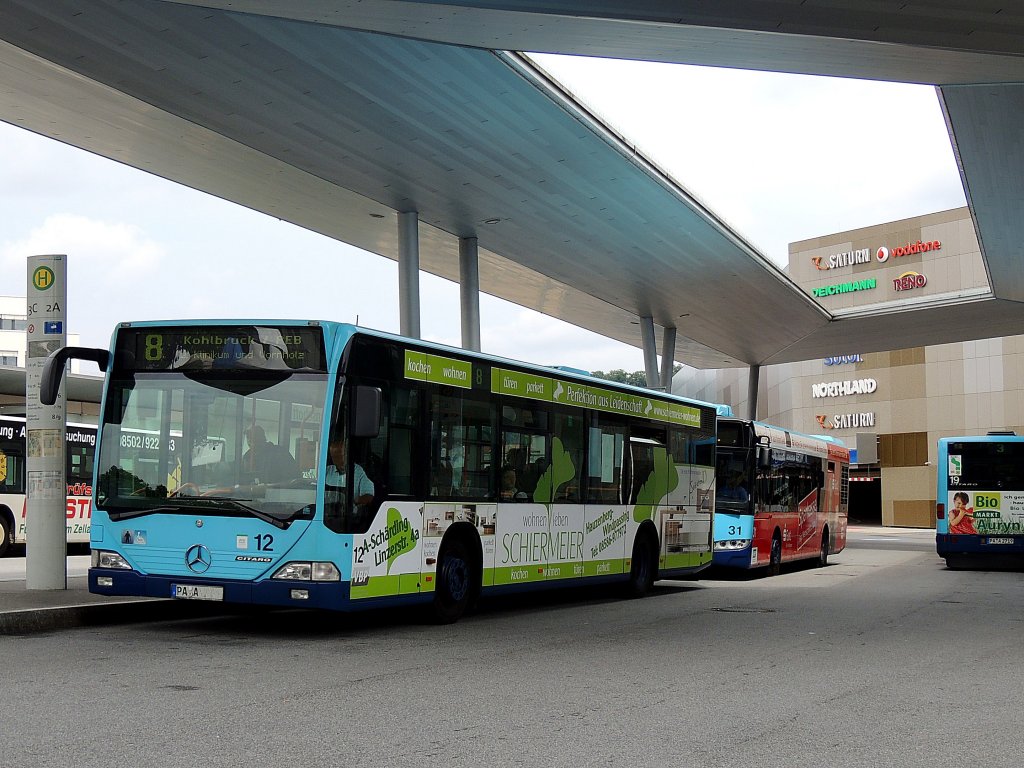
(385, 507, 417, 574)
(532, 437, 576, 504)
(633, 446, 678, 523)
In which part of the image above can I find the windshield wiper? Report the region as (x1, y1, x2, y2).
(105, 500, 289, 529)
(107, 506, 178, 522)
(214, 499, 289, 530)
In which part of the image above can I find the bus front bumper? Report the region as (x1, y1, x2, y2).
(89, 568, 349, 610)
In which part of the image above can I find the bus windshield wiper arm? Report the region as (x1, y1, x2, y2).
(108, 506, 178, 521)
(216, 500, 289, 529)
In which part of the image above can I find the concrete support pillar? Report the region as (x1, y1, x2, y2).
(748, 364, 761, 421)
(459, 236, 481, 352)
(398, 211, 421, 339)
(640, 316, 660, 388)
(659, 326, 677, 392)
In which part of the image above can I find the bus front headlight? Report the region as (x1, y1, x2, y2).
(272, 562, 340, 581)
(92, 550, 132, 569)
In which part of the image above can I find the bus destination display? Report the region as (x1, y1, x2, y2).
(117, 326, 325, 372)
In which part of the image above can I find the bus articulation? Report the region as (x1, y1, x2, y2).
(936, 432, 1024, 569)
(712, 417, 850, 574)
(44, 321, 719, 621)
(0, 416, 96, 556)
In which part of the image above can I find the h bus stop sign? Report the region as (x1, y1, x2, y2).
(25, 254, 68, 590)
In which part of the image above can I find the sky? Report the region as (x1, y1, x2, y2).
(0, 54, 968, 374)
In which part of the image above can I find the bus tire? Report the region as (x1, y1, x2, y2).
(431, 536, 477, 624)
(817, 527, 830, 568)
(626, 528, 658, 598)
(767, 531, 782, 577)
(0, 512, 11, 558)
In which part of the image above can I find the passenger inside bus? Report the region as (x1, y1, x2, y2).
(500, 467, 528, 501)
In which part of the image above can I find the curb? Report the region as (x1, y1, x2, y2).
(0, 599, 231, 635)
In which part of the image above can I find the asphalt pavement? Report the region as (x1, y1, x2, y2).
(0, 525, 933, 634)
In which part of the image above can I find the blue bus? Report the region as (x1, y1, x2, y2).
(44, 320, 718, 621)
(936, 432, 1024, 569)
(713, 418, 849, 575)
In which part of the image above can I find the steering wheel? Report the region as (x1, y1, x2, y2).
(170, 482, 201, 498)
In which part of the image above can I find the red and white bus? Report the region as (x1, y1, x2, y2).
(713, 418, 850, 574)
(0, 415, 96, 556)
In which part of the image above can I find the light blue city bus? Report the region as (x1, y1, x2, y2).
(936, 432, 1024, 570)
(44, 320, 718, 621)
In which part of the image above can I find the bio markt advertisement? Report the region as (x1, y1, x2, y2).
(947, 491, 1024, 536)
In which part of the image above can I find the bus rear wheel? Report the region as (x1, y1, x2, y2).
(817, 527, 830, 568)
(767, 532, 782, 577)
(431, 537, 477, 624)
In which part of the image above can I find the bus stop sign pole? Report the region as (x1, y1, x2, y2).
(25, 254, 68, 590)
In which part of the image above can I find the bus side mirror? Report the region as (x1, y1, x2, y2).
(41, 346, 110, 405)
(350, 385, 382, 438)
(757, 446, 770, 470)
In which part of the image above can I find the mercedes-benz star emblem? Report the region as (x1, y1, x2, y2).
(185, 544, 212, 574)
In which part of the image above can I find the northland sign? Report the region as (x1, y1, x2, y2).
(811, 379, 878, 398)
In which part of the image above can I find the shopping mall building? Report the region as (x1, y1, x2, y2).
(674, 206, 1019, 527)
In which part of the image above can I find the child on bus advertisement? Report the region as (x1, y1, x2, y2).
(948, 491, 977, 535)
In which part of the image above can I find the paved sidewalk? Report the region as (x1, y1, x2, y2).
(0, 565, 224, 635)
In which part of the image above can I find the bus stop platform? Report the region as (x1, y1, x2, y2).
(0, 557, 227, 635)
(0, 574, 197, 635)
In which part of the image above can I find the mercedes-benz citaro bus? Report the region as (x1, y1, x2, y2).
(936, 432, 1024, 570)
(712, 418, 850, 575)
(43, 321, 718, 622)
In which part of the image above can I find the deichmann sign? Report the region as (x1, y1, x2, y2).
(811, 239, 942, 270)
(893, 271, 927, 292)
(812, 278, 876, 298)
(811, 379, 877, 398)
(816, 413, 876, 430)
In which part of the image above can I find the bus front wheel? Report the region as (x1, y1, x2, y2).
(0, 514, 11, 558)
(432, 537, 477, 624)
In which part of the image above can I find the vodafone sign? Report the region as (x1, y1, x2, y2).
(876, 239, 941, 263)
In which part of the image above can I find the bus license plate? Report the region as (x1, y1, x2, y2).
(987, 537, 1014, 545)
(172, 584, 224, 601)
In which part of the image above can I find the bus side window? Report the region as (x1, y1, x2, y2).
(586, 416, 627, 504)
(388, 385, 420, 496)
(428, 389, 495, 501)
(551, 411, 584, 502)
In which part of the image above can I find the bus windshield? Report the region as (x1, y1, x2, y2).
(715, 448, 751, 507)
(96, 325, 327, 525)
